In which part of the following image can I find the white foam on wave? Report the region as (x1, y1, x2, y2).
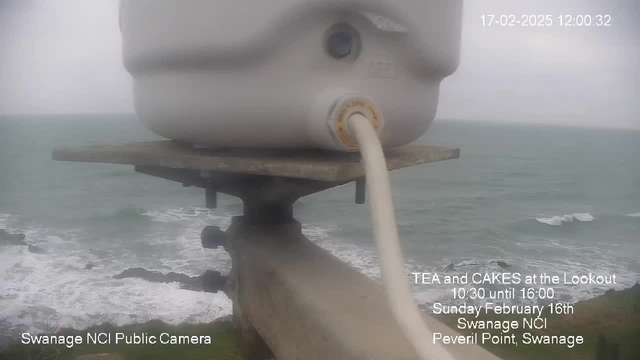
(303, 223, 425, 280)
(142, 206, 233, 224)
(306, 222, 639, 310)
(303, 224, 382, 279)
(2, 207, 636, 338)
(0, 211, 233, 338)
(454, 260, 481, 267)
(136, 206, 234, 275)
(0, 244, 231, 333)
(626, 212, 640, 218)
(303, 224, 494, 308)
(0, 213, 18, 230)
(535, 212, 595, 226)
(161, 226, 232, 276)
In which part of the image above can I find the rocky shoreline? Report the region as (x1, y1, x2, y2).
(1, 229, 227, 294)
(112, 267, 227, 293)
(2, 227, 638, 359)
(0, 229, 46, 254)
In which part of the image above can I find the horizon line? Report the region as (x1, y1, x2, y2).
(1, 113, 638, 131)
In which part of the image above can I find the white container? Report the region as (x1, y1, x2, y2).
(119, 0, 463, 150)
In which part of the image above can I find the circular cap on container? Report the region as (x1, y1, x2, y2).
(330, 95, 384, 150)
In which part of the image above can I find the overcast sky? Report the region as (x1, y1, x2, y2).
(0, 0, 638, 129)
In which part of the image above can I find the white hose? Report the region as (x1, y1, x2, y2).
(348, 113, 456, 360)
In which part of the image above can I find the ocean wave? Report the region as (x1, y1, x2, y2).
(101, 206, 235, 275)
(304, 224, 426, 280)
(0, 213, 20, 230)
(0, 214, 233, 339)
(0, 209, 370, 340)
(2, 206, 636, 341)
(83, 207, 207, 224)
(141, 207, 231, 225)
(535, 213, 594, 226)
(626, 212, 640, 218)
(86, 207, 150, 223)
(0, 214, 70, 245)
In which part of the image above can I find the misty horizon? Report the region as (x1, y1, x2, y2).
(1, 113, 637, 132)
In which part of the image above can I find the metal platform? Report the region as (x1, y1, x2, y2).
(52, 140, 460, 182)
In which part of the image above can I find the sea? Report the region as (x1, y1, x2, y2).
(1, 115, 639, 344)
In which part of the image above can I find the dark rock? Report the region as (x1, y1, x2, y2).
(114, 268, 166, 282)
(166, 271, 201, 291)
(200, 270, 226, 293)
(605, 288, 616, 296)
(201, 225, 227, 249)
(493, 261, 511, 269)
(113, 267, 226, 293)
(27, 245, 46, 254)
(84, 263, 95, 270)
(444, 263, 455, 272)
(0, 229, 27, 246)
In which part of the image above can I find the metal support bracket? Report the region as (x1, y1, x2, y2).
(50, 141, 501, 360)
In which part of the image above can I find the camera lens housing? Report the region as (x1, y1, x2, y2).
(325, 24, 361, 61)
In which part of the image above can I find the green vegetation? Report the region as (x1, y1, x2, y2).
(3, 284, 639, 360)
(0, 320, 240, 360)
(436, 284, 640, 360)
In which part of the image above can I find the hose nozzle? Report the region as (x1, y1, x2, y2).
(309, 90, 384, 151)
